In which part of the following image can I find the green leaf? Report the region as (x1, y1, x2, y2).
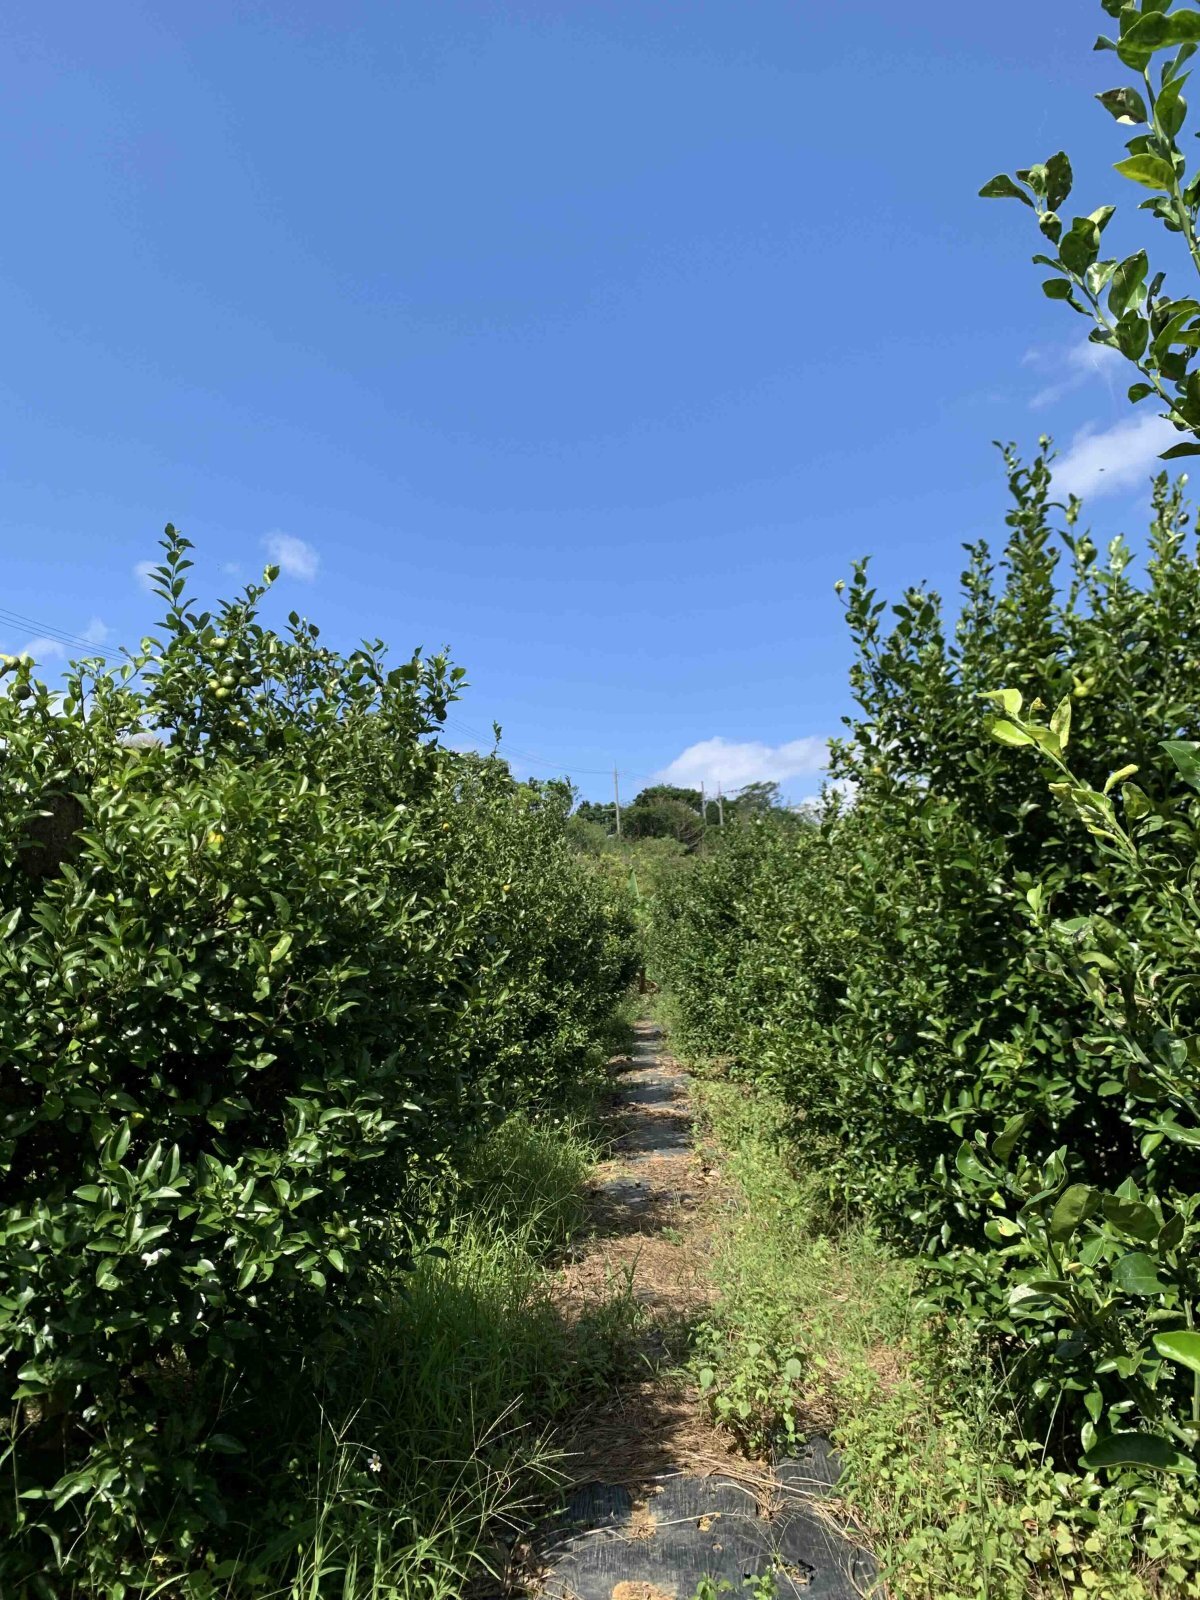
(1109, 249, 1149, 317)
(1050, 696, 1072, 751)
(989, 719, 1035, 748)
(1096, 85, 1149, 123)
(1050, 1183, 1099, 1241)
(1083, 1432, 1195, 1473)
(1160, 1214, 1187, 1252)
(1156, 72, 1189, 138)
(1045, 150, 1073, 211)
(1103, 762, 1139, 794)
(988, 688, 1023, 717)
(955, 1142, 989, 1183)
(1086, 259, 1119, 298)
(1160, 441, 1200, 458)
(206, 1433, 247, 1455)
(1114, 152, 1178, 190)
(1113, 1251, 1168, 1297)
(1102, 1196, 1160, 1242)
(993, 1111, 1032, 1162)
(1122, 9, 1200, 54)
(1151, 302, 1200, 361)
(1162, 739, 1200, 788)
(1122, 782, 1152, 821)
(1154, 1330, 1200, 1375)
(1116, 310, 1150, 359)
(1043, 278, 1074, 300)
(980, 174, 1034, 206)
(1060, 218, 1101, 275)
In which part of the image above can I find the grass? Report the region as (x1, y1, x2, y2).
(690, 1077, 1200, 1600)
(144, 1087, 640, 1600)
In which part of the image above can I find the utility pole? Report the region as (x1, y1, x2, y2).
(717, 785, 725, 829)
(613, 766, 622, 840)
(700, 781, 706, 826)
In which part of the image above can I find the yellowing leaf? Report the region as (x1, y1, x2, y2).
(1113, 153, 1177, 191)
(989, 719, 1035, 748)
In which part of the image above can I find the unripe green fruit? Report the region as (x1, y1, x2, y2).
(13, 683, 32, 701)
(215, 687, 231, 701)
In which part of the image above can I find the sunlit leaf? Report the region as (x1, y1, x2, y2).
(1154, 1330, 1200, 1376)
(1113, 153, 1177, 190)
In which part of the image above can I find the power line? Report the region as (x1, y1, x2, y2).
(0, 606, 119, 659)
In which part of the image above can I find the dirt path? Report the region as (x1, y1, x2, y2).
(532, 1022, 873, 1600)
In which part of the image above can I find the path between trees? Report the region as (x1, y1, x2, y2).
(529, 1021, 873, 1600)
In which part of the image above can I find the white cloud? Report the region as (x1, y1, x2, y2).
(15, 618, 108, 664)
(263, 532, 319, 581)
(19, 636, 66, 662)
(655, 735, 830, 795)
(1054, 412, 1180, 500)
(134, 559, 158, 593)
(1025, 337, 1123, 409)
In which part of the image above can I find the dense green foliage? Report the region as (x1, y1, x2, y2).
(653, 451, 1200, 1503)
(0, 530, 637, 1592)
(985, 0, 1200, 464)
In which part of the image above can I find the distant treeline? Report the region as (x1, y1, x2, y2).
(574, 780, 798, 850)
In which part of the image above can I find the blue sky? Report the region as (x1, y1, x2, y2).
(1, 0, 1189, 801)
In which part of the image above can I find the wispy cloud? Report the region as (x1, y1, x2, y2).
(1054, 413, 1179, 500)
(134, 559, 158, 593)
(16, 618, 107, 664)
(655, 735, 829, 795)
(1024, 337, 1123, 410)
(20, 636, 66, 662)
(263, 532, 319, 581)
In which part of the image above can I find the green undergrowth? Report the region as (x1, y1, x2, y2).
(691, 1076, 1200, 1600)
(143, 1087, 638, 1600)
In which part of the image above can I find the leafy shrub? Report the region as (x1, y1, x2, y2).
(0, 529, 636, 1591)
(944, 692, 1200, 1476)
(652, 450, 1200, 1495)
